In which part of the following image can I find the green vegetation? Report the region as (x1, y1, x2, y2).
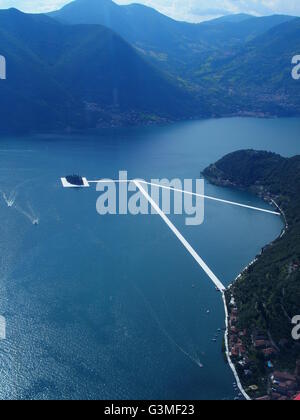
(199, 19, 300, 117)
(50, 0, 300, 117)
(0, 8, 200, 134)
(1, 0, 300, 133)
(203, 150, 300, 398)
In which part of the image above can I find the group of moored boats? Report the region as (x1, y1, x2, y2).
(212, 328, 223, 342)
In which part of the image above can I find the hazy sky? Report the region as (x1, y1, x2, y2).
(0, 0, 300, 22)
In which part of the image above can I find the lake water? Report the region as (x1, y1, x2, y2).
(0, 117, 298, 400)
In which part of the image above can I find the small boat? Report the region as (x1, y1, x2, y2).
(33, 219, 39, 226)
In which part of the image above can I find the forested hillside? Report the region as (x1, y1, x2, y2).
(204, 150, 300, 398)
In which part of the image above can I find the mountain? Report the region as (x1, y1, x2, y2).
(49, 0, 197, 58)
(197, 14, 296, 44)
(49, 0, 206, 80)
(203, 150, 300, 399)
(0, 8, 202, 134)
(49, 0, 295, 80)
(49, 0, 294, 48)
(198, 18, 300, 116)
(209, 14, 254, 24)
(0, 9, 80, 133)
(0, 3, 299, 134)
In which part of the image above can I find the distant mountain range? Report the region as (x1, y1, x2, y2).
(0, 0, 299, 133)
(0, 7, 202, 133)
(49, 0, 296, 82)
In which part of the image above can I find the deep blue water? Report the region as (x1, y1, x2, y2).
(0, 117, 298, 400)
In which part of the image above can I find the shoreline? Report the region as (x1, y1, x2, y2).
(230, 197, 288, 287)
(2, 115, 300, 138)
(222, 291, 251, 400)
(222, 197, 288, 401)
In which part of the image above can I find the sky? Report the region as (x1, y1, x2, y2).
(0, 0, 300, 22)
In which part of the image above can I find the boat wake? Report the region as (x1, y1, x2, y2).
(1, 181, 39, 225)
(132, 282, 203, 369)
(2, 190, 18, 208)
(1, 179, 33, 209)
(14, 202, 39, 225)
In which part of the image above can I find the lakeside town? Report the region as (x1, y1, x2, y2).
(227, 292, 300, 400)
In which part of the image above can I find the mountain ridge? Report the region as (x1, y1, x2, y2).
(48, 0, 298, 101)
(0, 2, 300, 133)
(0, 8, 202, 134)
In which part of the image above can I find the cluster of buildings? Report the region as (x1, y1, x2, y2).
(227, 296, 300, 401)
(228, 305, 247, 359)
(258, 370, 300, 400)
(252, 334, 278, 360)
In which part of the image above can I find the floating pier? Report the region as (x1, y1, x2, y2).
(61, 177, 90, 188)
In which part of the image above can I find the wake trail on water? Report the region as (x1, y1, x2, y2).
(1, 186, 19, 208)
(131, 281, 203, 369)
(27, 202, 38, 221)
(0, 180, 40, 225)
(2, 191, 17, 208)
(13, 202, 39, 225)
(0, 179, 34, 209)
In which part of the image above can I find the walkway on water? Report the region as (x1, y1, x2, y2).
(62, 176, 282, 401)
(87, 179, 281, 216)
(134, 180, 226, 292)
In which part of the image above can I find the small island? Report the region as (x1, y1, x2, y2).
(203, 150, 300, 401)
